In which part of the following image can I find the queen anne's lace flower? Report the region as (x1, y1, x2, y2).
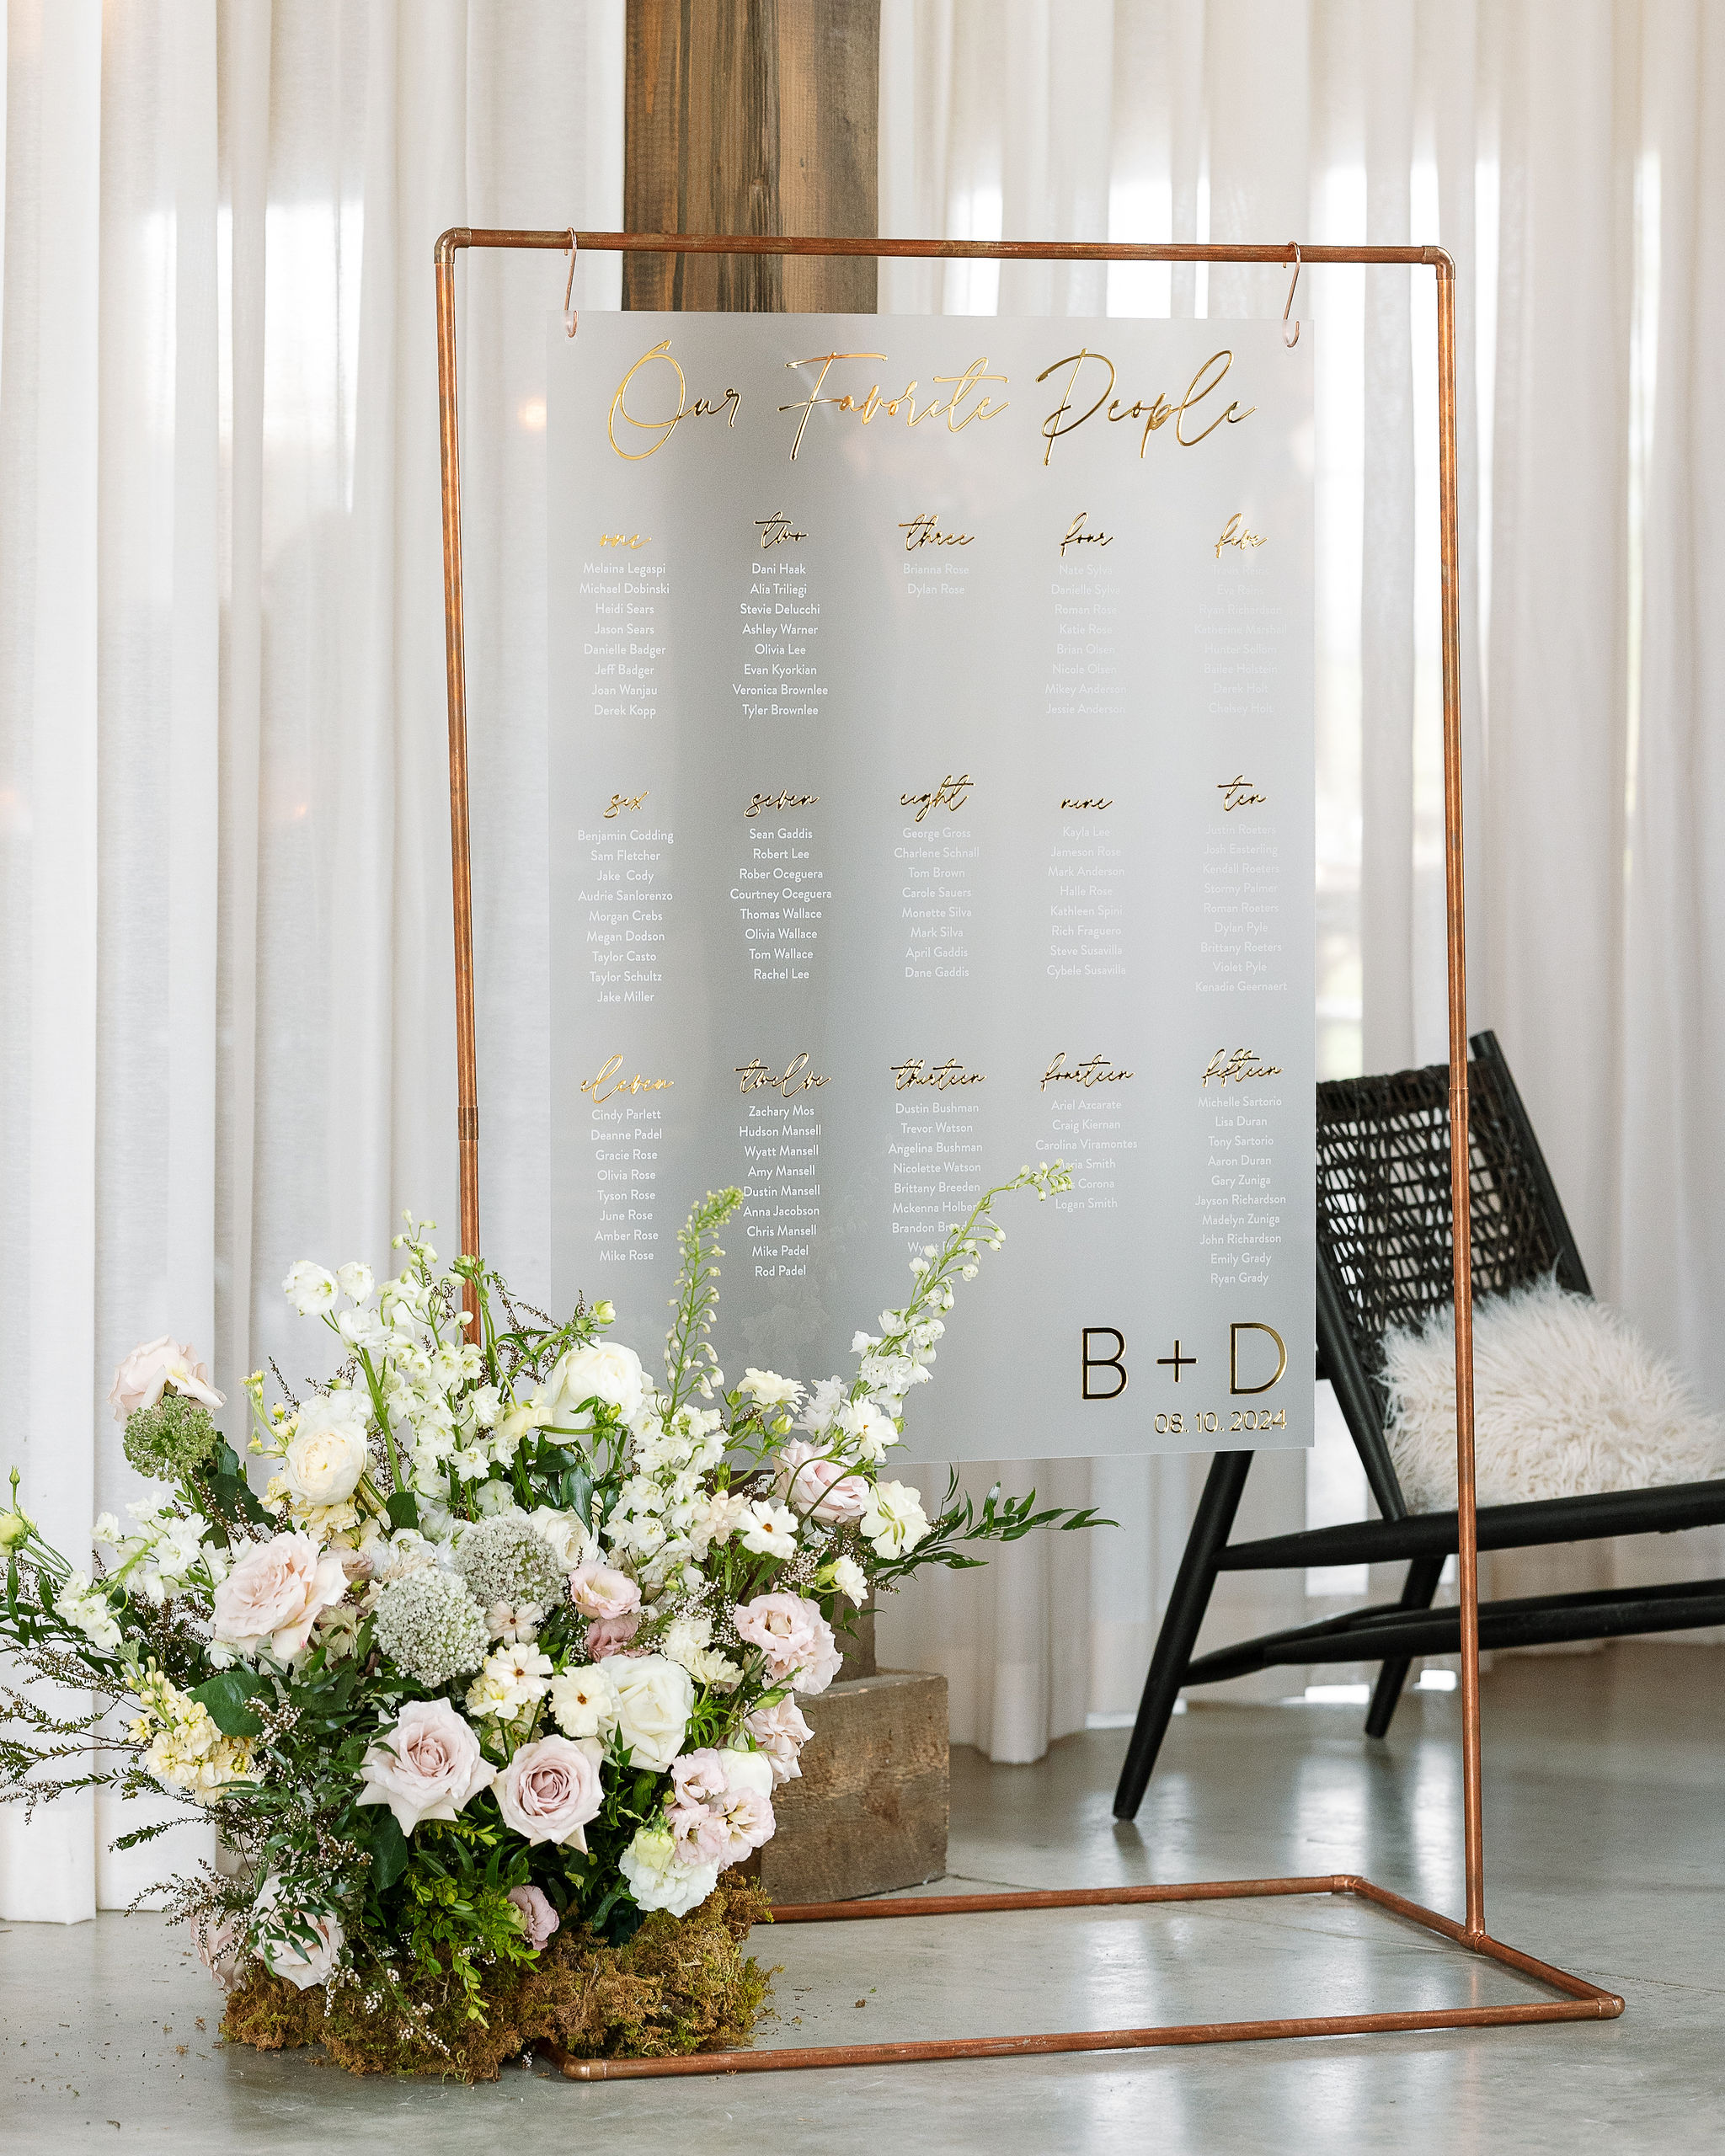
(452, 1513, 567, 1612)
(372, 1567, 489, 1687)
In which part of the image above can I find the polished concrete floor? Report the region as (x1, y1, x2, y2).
(3, 1644, 1721, 2153)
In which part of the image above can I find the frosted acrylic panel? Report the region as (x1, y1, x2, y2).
(548, 316, 1314, 1460)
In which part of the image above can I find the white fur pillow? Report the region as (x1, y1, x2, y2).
(1381, 1274, 1725, 1513)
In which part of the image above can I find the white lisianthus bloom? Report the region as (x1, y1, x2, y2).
(737, 1368, 804, 1409)
(283, 1261, 338, 1317)
(861, 1480, 930, 1560)
(829, 1554, 868, 1606)
(738, 1498, 798, 1560)
(336, 1262, 374, 1304)
(494, 1392, 550, 1449)
(283, 1392, 370, 1508)
(609, 1653, 695, 1771)
(544, 1341, 646, 1425)
(549, 1661, 619, 1742)
(620, 1822, 718, 1917)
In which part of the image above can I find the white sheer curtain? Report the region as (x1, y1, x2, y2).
(0, 0, 622, 1923)
(874, 0, 1725, 1753)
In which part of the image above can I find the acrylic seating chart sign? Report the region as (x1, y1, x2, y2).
(547, 315, 1314, 1460)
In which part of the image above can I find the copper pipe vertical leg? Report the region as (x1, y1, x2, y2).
(435, 237, 482, 1326)
(1433, 255, 1482, 1939)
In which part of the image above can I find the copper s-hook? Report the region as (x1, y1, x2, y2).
(1282, 242, 1301, 349)
(563, 228, 579, 338)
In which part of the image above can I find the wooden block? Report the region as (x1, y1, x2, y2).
(758, 1670, 948, 1905)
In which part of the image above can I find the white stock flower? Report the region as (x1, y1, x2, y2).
(283, 1262, 338, 1317)
(861, 1480, 931, 1560)
(283, 1392, 370, 1508)
(54, 1572, 122, 1652)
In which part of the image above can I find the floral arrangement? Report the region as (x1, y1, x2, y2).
(0, 1166, 1100, 2077)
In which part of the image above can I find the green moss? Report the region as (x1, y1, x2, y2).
(220, 1881, 777, 2083)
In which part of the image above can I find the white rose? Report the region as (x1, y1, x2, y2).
(620, 1822, 718, 1917)
(544, 1342, 645, 1425)
(283, 1392, 370, 1507)
(283, 1261, 338, 1317)
(737, 1368, 804, 1408)
(530, 1508, 595, 1573)
(609, 1652, 695, 1772)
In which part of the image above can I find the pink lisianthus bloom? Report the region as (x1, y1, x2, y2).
(108, 1336, 225, 1421)
(211, 1532, 347, 1659)
(585, 1611, 643, 1659)
(714, 1748, 776, 1860)
(666, 1797, 729, 1867)
(496, 1735, 604, 1850)
(356, 1700, 494, 1834)
(733, 1591, 843, 1694)
(774, 1439, 868, 1526)
(670, 1748, 730, 1808)
(506, 1883, 560, 1951)
(744, 1697, 814, 1785)
(569, 1561, 642, 1622)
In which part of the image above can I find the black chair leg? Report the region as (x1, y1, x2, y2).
(1113, 1450, 1254, 1820)
(1363, 1555, 1446, 1738)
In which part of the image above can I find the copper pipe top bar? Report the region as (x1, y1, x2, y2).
(435, 226, 1454, 273)
(770, 1875, 1354, 1923)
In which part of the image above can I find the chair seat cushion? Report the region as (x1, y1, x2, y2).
(1381, 1275, 1725, 1512)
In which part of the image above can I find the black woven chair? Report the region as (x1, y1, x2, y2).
(1113, 1028, 1725, 1820)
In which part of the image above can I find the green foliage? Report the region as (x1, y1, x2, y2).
(122, 1392, 219, 1481)
(190, 1668, 264, 1737)
(869, 1469, 1114, 1591)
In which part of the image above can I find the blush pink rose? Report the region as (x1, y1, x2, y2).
(356, 1699, 494, 1834)
(733, 1591, 843, 1694)
(507, 1882, 560, 1951)
(190, 1910, 246, 1992)
(585, 1611, 643, 1659)
(211, 1532, 347, 1658)
(775, 1440, 868, 1525)
(109, 1336, 225, 1421)
(496, 1735, 604, 1849)
(569, 1561, 642, 1621)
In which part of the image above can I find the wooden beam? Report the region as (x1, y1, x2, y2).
(624, 0, 879, 312)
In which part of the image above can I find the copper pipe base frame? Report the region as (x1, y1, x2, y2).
(537, 1877, 1621, 2080)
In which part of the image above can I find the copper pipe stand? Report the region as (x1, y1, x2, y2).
(537, 1876, 1621, 2081)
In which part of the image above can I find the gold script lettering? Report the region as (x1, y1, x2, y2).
(779, 352, 1008, 462)
(1214, 512, 1267, 559)
(580, 1054, 674, 1104)
(745, 790, 820, 819)
(604, 790, 648, 819)
(900, 773, 974, 822)
(1036, 348, 1255, 465)
(1041, 1051, 1135, 1093)
(1217, 775, 1265, 812)
(608, 340, 741, 462)
(1201, 1048, 1283, 1088)
(890, 1057, 985, 1092)
(735, 1054, 829, 1098)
